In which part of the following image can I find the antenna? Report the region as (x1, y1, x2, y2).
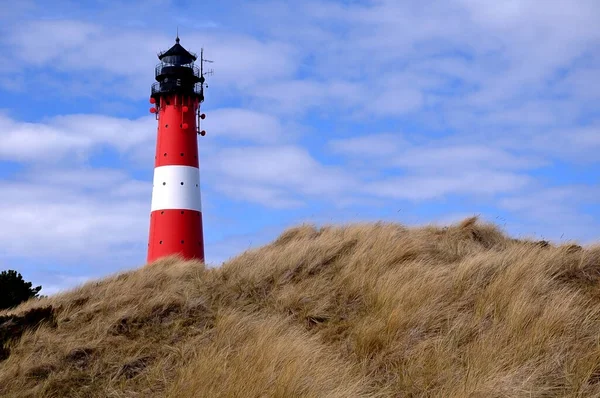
(197, 48, 214, 135)
(200, 48, 214, 79)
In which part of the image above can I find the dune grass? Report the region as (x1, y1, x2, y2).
(1, 216, 600, 397)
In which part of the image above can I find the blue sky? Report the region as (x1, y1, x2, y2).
(0, 0, 599, 295)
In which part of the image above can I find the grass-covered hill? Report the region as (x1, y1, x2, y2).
(2, 217, 600, 397)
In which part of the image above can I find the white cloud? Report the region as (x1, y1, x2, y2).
(498, 185, 600, 220)
(330, 133, 547, 171)
(0, 112, 155, 163)
(207, 145, 358, 206)
(0, 169, 150, 262)
(198, 35, 298, 89)
(251, 79, 364, 116)
(366, 89, 424, 117)
(7, 20, 103, 66)
(241, 0, 600, 122)
(367, 171, 531, 201)
(489, 123, 600, 164)
(1, 19, 299, 100)
(329, 133, 407, 157)
(0, 108, 303, 169)
(543, 125, 600, 162)
(553, 62, 600, 101)
(392, 145, 546, 172)
(3, 0, 598, 128)
(212, 146, 320, 183)
(202, 108, 286, 144)
(215, 183, 304, 209)
(26, 167, 151, 197)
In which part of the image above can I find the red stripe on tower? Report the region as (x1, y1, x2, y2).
(146, 34, 212, 263)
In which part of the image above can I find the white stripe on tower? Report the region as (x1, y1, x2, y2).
(150, 165, 202, 212)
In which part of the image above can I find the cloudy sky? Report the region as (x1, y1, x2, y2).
(0, 0, 599, 295)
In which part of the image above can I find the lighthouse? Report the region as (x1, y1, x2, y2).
(147, 35, 212, 263)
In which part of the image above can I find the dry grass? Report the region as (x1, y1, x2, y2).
(2, 216, 600, 397)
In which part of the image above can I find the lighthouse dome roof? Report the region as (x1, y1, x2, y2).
(158, 36, 197, 65)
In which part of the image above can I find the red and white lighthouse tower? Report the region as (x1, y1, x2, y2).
(147, 35, 212, 263)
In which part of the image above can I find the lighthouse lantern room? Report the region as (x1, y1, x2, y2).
(147, 35, 211, 263)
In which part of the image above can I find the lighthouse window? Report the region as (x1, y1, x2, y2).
(163, 182, 166, 185)
(181, 211, 184, 214)
(180, 152, 184, 156)
(180, 182, 184, 185)
(163, 153, 167, 157)
(161, 211, 164, 214)
(181, 240, 185, 244)
(159, 241, 163, 244)
(165, 124, 169, 128)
